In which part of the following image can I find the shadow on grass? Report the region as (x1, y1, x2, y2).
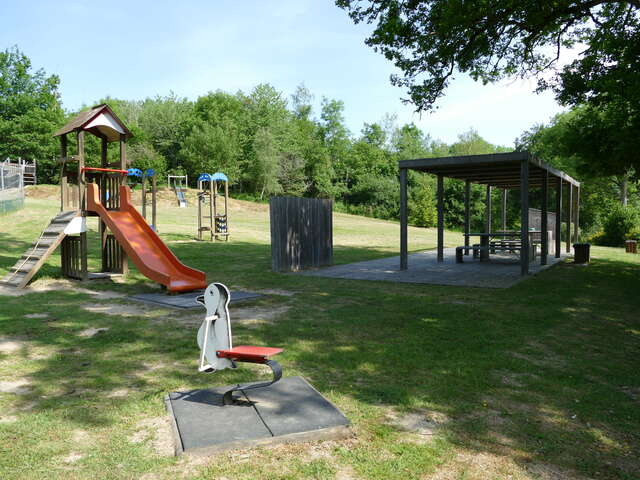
(0, 233, 639, 478)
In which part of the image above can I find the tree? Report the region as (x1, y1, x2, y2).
(0, 46, 64, 182)
(251, 128, 282, 199)
(336, 1, 640, 115)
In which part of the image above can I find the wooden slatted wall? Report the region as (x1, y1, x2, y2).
(270, 196, 333, 272)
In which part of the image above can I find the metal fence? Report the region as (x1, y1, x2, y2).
(270, 196, 333, 272)
(0, 164, 25, 215)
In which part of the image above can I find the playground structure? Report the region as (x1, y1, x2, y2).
(1, 104, 206, 292)
(127, 168, 157, 231)
(197, 172, 229, 241)
(196, 283, 283, 405)
(168, 174, 188, 208)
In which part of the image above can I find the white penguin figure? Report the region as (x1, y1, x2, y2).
(196, 283, 235, 372)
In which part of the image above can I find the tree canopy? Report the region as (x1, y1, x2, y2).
(335, 0, 640, 113)
(0, 46, 64, 179)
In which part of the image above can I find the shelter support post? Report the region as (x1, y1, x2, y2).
(437, 174, 444, 262)
(400, 168, 408, 270)
(485, 185, 492, 233)
(574, 186, 580, 242)
(541, 170, 549, 265)
(555, 177, 562, 258)
(464, 180, 470, 254)
(566, 182, 573, 253)
(501, 188, 507, 232)
(520, 159, 529, 275)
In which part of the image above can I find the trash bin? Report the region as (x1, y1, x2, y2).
(573, 243, 590, 264)
(625, 240, 637, 253)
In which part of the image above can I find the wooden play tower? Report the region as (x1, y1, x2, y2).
(55, 104, 133, 280)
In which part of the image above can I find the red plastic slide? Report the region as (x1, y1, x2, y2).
(87, 184, 207, 292)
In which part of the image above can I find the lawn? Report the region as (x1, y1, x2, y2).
(0, 188, 639, 480)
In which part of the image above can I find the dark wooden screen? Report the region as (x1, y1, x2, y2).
(528, 208, 557, 241)
(61, 236, 83, 279)
(270, 197, 333, 272)
(102, 234, 126, 273)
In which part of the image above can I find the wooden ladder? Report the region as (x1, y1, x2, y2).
(1, 210, 78, 289)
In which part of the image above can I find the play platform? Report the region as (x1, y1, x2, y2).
(166, 376, 351, 455)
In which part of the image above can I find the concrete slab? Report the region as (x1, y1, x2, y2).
(297, 248, 570, 288)
(167, 376, 351, 455)
(129, 290, 262, 309)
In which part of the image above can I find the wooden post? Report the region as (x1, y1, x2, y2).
(152, 175, 157, 231)
(464, 180, 470, 254)
(76, 131, 88, 281)
(566, 181, 572, 253)
(197, 191, 203, 240)
(574, 186, 580, 243)
(555, 177, 562, 258)
(501, 188, 507, 232)
(118, 134, 128, 275)
(142, 172, 147, 220)
(541, 170, 548, 265)
(60, 135, 68, 211)
(485, 185, 492, 233)
(400, 168, 408, 270)
(100, 137, 108, 272)
(209, 180, 214, 240)
(437, 174, 444, 262)
(520, 159, 529, 275)
(224, 179, 229, 240)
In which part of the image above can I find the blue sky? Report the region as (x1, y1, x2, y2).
(1, 0, 566, 147)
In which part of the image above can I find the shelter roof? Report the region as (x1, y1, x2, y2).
(53, 104, 133, 142)
(399, 151, 579, 188)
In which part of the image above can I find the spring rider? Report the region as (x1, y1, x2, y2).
(196, 283, 283, 405)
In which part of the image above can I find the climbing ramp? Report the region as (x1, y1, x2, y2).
(1, 210, 79, 288)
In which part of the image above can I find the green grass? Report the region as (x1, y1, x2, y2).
(0, 189, 639, 479)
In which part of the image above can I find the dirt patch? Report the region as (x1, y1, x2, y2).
(0, 415, 18, 423)
(231, 305, 291, 328)
(386, 409, 450, 442)
(77, 327, 109, 338)
(335, 465, 358, 480)
(526, 462, 591, 480)
(63, 452, 84, 464)
(24, 313, 49, 319)
(81, 302, 151, 317)
(71, 429, 90, 445)
(129, 417, 175, 457)
(173, 304, 291, 327)
(256, 289, 298, 297)
(0, 278, 126, 300)
(0, 379, 31, 394)
(495, 371, 539, 388)
(0, 337, 26, 354)
(107, 388, 130, 398)
(620, 385, 640, 402)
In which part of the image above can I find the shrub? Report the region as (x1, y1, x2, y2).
(600, 205, 639, 246)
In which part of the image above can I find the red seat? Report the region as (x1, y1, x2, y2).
(217, 345, 283, 364)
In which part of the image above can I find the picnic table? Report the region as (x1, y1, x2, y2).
(462, 231, 536, 262)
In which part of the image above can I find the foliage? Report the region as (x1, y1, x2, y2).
(335, 1, 640, 113)
(0, 46, 64, 181)
(517, 107, 640, 236)
(599, 205, 639, 246)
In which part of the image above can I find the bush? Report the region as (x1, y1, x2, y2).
(599, 205, 639, 246)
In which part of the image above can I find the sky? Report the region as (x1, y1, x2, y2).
(1, 0, 567, 147)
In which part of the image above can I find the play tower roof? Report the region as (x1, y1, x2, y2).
(53, 104, 133, 142)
